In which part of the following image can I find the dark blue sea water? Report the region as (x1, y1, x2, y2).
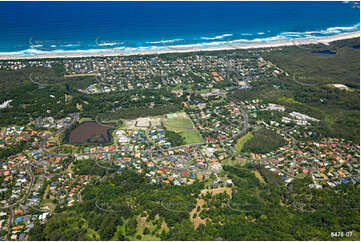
(0, 1, 359, 57)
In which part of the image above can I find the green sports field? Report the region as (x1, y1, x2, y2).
(163, 114, 203, 144)
(179, 129, 203, 144)
(163, 117, 194, 132)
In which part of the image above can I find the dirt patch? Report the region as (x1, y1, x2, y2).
(328, 83, 351, 91)
(64, 73, 97, 78)
(137, 216, 147, 230)
(252, 170, 266, 184)
(154, 214, 168, 231)
(190, 198, 206, 229)
(200, 187, 232, 197)
(190, 187, 232, 228)
(42, 185, 50, 201)
(66, 162, 73, 174)
(161, 220, 168, 231)
(43, 202, 56, 211)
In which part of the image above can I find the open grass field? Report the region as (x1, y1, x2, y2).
(78, 117, 93, 123)
(163, 117, 194, 132)
(163, 112, 203, 144)
(223, 157, 247, 167)
(277, 96, 302, 105)
(179, 129, 203, 144)
(235, 132, 253, 153)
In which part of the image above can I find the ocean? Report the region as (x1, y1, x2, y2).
(0, 1, 359, 57)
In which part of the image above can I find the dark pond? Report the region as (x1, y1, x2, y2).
(316, 50, 336, 54)
(65, 121, 115, 144)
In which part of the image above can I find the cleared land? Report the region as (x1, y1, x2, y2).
(223, 157, 247, 167)
(190, 187, 232, 228)
(163, 117, 194, 132)
(252, 170, 266, 184)
(179, 130, 203, 144)
(235, 132, 253, 153)
(163, 113, 203, 144)
(64, 73, 98, 78)
(328, 83, 352, 91)
(78, 117, 93, 123)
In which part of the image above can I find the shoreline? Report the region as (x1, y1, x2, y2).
(0, 31, 359, 61)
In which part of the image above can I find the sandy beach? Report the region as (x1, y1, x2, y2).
(0, 31, 359, 61)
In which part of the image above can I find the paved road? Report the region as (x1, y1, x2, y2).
(5, 207, 13, 237)
(38, 103, 249, 161)
(40, 113, 79, 157)
(232, 104, 249, 140)
(1, 164, 34, 236)
(36, 104, 249, 177)
(35, 104, 245, 176)
(1, 165, 35, 210)
(292, 73, 317, 87)
(29, 73, 49, 88)
(36, 104, 314, 181)
(77, 190, 82, 203)
(81, 142, 208, 157)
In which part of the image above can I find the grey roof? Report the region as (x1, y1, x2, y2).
(19, 233, 26, 240)
(26, 223, 34, 228)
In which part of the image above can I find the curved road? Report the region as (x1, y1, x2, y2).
(38, 106, 249, 176)
(40, 113, 79, 157)
(1, 165, 35, 210)
(1, 164, 34, 238)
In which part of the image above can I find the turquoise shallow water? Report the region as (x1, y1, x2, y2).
(0, 1, 359, 57)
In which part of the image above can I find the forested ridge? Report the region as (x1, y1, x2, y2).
(29, 168, 360, 241)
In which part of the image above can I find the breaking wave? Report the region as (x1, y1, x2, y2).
(0, 23, 359, 59)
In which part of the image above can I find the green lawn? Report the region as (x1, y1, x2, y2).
(78, 117, 93, 123)
(235, 132, 253, 153)
(179, 129, 203, 144)
(223, 157, 247, 167)
(163, 117, 194, 132)
(170, 83, 194, 91)
(296, 173, 307, 178)
(277, 96, 302, 105)
(163, 114, 203, 144)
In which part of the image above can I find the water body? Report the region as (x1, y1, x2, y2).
(316, 50, 337, 54)
(66, 121, 115, 144)
(0, 1, 359, 57)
